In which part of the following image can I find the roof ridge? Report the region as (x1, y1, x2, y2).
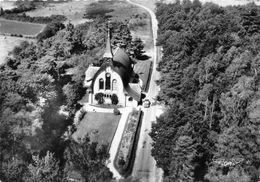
(103, 27, 113, 59)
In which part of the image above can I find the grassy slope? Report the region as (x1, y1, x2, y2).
(0, 18, 45, 36)
(0, 35, 35, 65)
(26, 1, 95, 25)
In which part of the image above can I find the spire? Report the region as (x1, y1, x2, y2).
(103, 23, 113, 59)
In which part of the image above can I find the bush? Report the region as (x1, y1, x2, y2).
(118, 158, 125, 166)
(95, 93, 104, 104)
(111, 94, 119, 105)
(78, 109, 87, 121)
(37, 22, 65, 41)
(113, 108, 121, 115)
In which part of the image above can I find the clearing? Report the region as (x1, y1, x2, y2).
(0, 18, 45, 36)
(0, 35, 35, 65)
(0, 2, 16, 10)
(26, 1, 95, 25)
(73, 112, 121, 148)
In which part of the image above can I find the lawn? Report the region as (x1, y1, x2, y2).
(73, 112, 121, 147)
(134, 60, 152, 91)
(0, 18, 45, 36)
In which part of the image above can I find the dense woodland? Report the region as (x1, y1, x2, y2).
(0, 14, 143, 181)
(150, 0, 260, 181)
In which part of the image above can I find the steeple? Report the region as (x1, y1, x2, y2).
(103, 23, 113, 59)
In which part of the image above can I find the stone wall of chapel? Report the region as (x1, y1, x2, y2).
(93, 67, 125, 105)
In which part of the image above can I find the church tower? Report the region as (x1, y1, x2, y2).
(103, 26, 113, 60)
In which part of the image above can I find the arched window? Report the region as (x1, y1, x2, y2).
(99, 78, 104, 90)
(105, 73, 111, 90)
(112, 79, 117, 91)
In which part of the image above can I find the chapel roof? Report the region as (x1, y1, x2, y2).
(103, 29, 113, 59)
(113, 48, 132, 70)
(85, 66, 100, 81)
(125, 83, 142, 101)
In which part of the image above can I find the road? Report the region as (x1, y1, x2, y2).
(126, 0, 164, 181)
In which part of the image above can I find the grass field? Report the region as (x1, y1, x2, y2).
(131, 0, 157, 11)
(73, 112, 121, 147)
(26, 1, 95, 25)
(0, 35, 35, 65)
(0, 18, 45, 36)
(0, 2, 16, 10)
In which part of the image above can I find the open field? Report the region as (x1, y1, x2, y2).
(107, 1, 148, 22)
(73, 112, 121, 147)
(131, 0, 156, 11)
(26, 1, 95, 25)
(0, 35, 35, 65)
(0, 18, 45, 36)
(0, 2, 16, 10)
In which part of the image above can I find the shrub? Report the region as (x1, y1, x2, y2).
(95, 93, 104, 104)
(113, 108, 120, 115)
(111, 94, 119, 105)
(37, 22, 65, 41)
(118, 157, 125, 166)
(78, 109, 87, 121)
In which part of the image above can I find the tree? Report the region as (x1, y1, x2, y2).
(95, 93, 105, 104)
(0, 158, 28, 182)
(165, 136, 197, 182)
(36, 22, 65, 41)
(130, 37, 144, 59)
(23, 151, 60, 182)
(63, 82, 86, 108)
(151, 1, 260, 181)
(0, 7, 4, 15)
(63, 138, 113, 182)
(111, 94, 119, 105)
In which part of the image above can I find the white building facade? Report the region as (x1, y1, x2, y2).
(84, 30, 142, 107)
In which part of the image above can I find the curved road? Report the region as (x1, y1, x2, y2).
(126, 1, 163, 182)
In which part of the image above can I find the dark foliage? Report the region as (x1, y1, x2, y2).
(151, 0, 260, 181)
(111, 94, 119, 105)
(37, 22, 65, 41)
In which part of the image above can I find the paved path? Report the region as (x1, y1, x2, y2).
(107, 107, 132, 179)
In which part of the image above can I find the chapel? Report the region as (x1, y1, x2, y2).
(84, 29, 143, 107)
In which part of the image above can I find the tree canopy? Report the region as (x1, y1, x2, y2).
(151, 1, 260, 181)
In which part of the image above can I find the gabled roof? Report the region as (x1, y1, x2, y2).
(113, 48, 132, 70)
(85, 66, 100, 81)
(125, 83, 142, 101)
(103, 29, 113, 59)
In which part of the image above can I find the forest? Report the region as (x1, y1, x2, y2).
(150, 0, 260, 181)
(0, 16, 143, 181)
